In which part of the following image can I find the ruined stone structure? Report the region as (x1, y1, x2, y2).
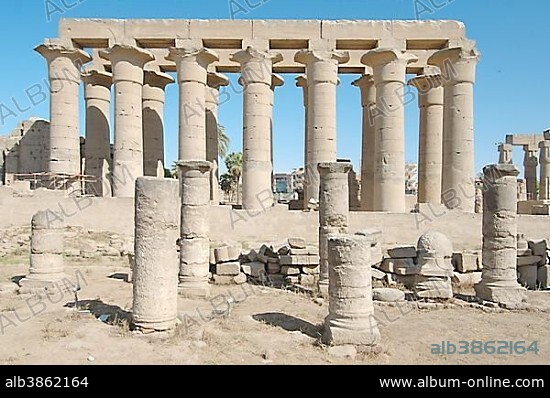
(318, 162, 351, 296)
(20, 210, 66, 290)
(324, 234, 380, 346)
(475, 164, 526, 304)
(178, 161, 212, 297)
(133, 177, 179, 331)
(28, 19, 477, 213)
(414, 231, 454, 299)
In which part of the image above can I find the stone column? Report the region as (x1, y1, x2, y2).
(178, 161, 212, 297)
(167, 47, 218, 162)
(20, 211, 66, 290)
(270, 74, 284, 197)
(352, 75, 376, 211)
(475, 164, 526, 304)
(523, 145, 539, 200)
(206, 72, 229, 204)
(296, 75, 309, 207)
(408, 73, 444, 205)
(362, 49, 418, 212)
(82, 69, 112, 196)
(133, 177, 179, 332)
(231, 47, 282, 211)
(142, 70, 174, 177)
(100, 45, 154, 198)
(539, 140, 550, 200)
(323, 234, 380, 346)
(428, 47, 480, 212)
(498, 143, 513, 165)
(318, 162, 351, 297)
(35, 42, 92, 176)
(295, 50, 350, 205)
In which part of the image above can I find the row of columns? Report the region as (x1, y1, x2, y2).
(37, 41, 480, 213)
(498, 141, 550, 200)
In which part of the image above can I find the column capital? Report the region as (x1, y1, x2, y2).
(177, 160, 212, 174)
(352, 75, 375, 107)
(144, 69, 174, 89)
(271, 73, 284, 90)
(207, 72, 229, 89)
(166, 47, 219, 66)
(35, 41, 92, 65)
(428, 47, 481, 85)
(231, 47, 282, 86)
(294, 49, 350, 65)
(318, 162, 352, 175)
(498, 143, 513, 152)
(81, 69, 112, 87)
(483, 164, 520, 179)
(231, 46, 283, 65)
(361, 49, 417, 83)
(408, 74, 444, 107)
(540, 140, 550, 164)
(295, 75, 307, 88)
(539, 140, 550, 150)
(544, 130, 550, 140)
(99, 44, 154, 67)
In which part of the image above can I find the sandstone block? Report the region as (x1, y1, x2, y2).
(288, 237, 306, 249)
(373, 288, 405, 302)
(387, 246, 417, 259)
(241, 262, 265, 277)
(528, 239, 547, 257)
(215, 261, 241, 276)
(451, 272, 482, 286)
(518, 265, 537, 290)
(213, 274, 235, 285)
(517, 256, 542, 267)
(452, 252, 478, 273)
(233, 273, 247, 285)
(379, 258, 418, 275)
(267, 263, 281, 274)
(302, 265, 320, 275)
(537, 265, 550, 289)
(281, 266, 301, 276)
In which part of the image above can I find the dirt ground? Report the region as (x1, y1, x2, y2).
(0, 256, 549, 365)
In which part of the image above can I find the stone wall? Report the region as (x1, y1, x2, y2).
(0, 189, 549, 251)
(0, 118, 50, 184)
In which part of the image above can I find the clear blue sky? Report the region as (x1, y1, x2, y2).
(1, 0, 549, 176)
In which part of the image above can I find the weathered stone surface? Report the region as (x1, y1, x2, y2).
(284, 275, 300, 284)
(233, 273, 247, 285)
(280, 266, 301, 276)
(215, 261, 241, 276)
(299, 274, 317, 286)
(528, 239, 547, 257)
(518, 265, 537, 290)
(266, 263, 281, 274)
(387, 246, 417, 259)
(379, 258, 418, 274)
(452, 252, 479, 273)
(538, 265, 550, 289)
(132, 178, 179, 332)
(475, 164, 527, 304)
(517, 256, 542, 266)
(213, 274, 234, 285)
(288, 237, 306, 249)
(451, 272, 482, 286)
(373, 288, 405, 302)
(371, 267, 386, 280)
(324, 234, 380, 346)
(416, 231, 454, 278)
(241, 261, 266, 277)
(0, 283, 19, 293)
(414, 275, 453, 299)
(279, 255, 319, 266)
(302, 265, 320, 275)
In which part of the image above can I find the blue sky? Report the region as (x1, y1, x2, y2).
(0, 0, 549, 176)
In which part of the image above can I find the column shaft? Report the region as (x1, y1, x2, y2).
(362, 50, 418, 212)
(82, 70, 112, 196)
(539, 141, 550, 200)
(142, 70, 173, 177)
(35, 43, 92, 176)
(498, 143, 513, 165)
(429, 47, 480, 212)
(100, 45, 154, 198)
(524, 146, 538, 200)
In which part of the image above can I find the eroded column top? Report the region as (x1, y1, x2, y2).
(99, 44, 154, 67)
(428, 46, 481, 85)
(271, 73, 284, 89)
(35, 40, 92, 82)
(352, 75, 375, 107)
(81, 68, 112, 87)
(207, 71, 229, 89)
(231, 47, 283, 86)
(32, 210, 65, 230)
(361, 49, 418, 83)
(177, 160, 212, 174)
(144, 69, 175, 89)
(318, 162, 353, 175)
(483, 164, 520, 180)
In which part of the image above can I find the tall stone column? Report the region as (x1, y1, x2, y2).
(323, 234, 380, 346)
(178, 161, 212, 298)
(270, 74, 285, 196)
(523, 145, 538, 200)
(429, 47, 480, 212)
(231, 47, 282, 211)
(20, 211, 66, 290)
(167, 47, 218, 162)
(362, 49, 418, 212)
(295, 50, 350, 205)
(408, 73, 444, 205)
(206, 72, 229, 204)
(352, 75, 376, 211)
(35, 41, 92, 176)
(82, 69, 112, 196)
(142, 70, 173, 177)
(296, 75, 309, 207)
(100, 45, 154, 198)
(498, 143, 513, 164)
(318, 162, 351, 297)
(539, 140, 550, 200)
(133, 177, 179, 332)
(475, 164, 526, 304)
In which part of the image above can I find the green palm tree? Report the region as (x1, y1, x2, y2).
(218, 124, 230, 159)
(224, 152, 243, 204)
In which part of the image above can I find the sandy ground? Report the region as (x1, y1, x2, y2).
(0, 256, 549, 365)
